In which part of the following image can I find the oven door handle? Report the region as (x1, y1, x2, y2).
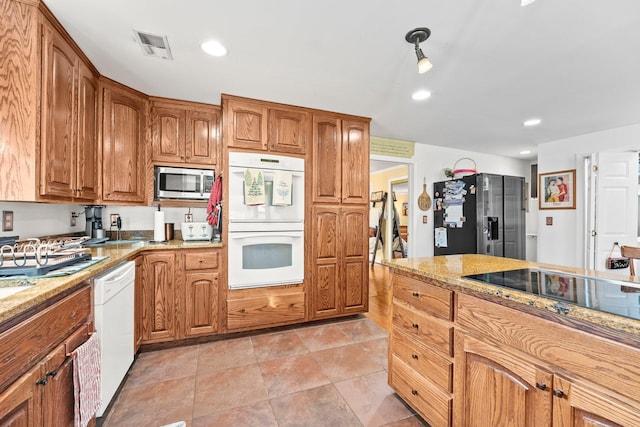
(228, 231, 303, 242)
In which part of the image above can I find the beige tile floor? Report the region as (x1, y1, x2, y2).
(100, 317, 428, 427)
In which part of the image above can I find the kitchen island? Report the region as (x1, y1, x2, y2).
(383, 254, 640, 427)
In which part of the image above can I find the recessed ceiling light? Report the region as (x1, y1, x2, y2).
(201, 40, 227, 57)
(412, 90, 432, 101)
(523, 118, 541, 127)
(521, 0, 537, 6)
(520, 150, 531, 155)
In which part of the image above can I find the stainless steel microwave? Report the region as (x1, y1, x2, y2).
(154, 166, 214, 200)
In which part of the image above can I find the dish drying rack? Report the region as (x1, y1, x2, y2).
(0, 237, 92, 277)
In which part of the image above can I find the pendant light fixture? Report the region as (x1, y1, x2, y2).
(405, 27, 433, 74)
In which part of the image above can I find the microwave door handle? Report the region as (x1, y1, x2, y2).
(200, 172, 204, 197)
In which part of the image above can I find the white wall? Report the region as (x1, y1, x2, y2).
(0, 201, 207, 239)
(403, 143, 530, 258)
(537, 123, 640, 267)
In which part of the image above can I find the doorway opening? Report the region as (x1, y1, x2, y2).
(370, 159, 411, 264)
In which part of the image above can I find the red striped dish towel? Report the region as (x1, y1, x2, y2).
(72, 333, 101, 427)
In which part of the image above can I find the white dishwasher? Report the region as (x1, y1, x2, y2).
(93, 260, 135, 417)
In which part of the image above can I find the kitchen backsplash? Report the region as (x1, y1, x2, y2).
(0, 202, 207, 239)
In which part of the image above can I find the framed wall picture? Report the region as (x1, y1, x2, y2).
(539, 169, 576, 210)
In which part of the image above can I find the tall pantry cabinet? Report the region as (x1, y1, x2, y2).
(310, 113, 370, 319)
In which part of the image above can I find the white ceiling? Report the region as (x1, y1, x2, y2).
(44, 0, 640, 160)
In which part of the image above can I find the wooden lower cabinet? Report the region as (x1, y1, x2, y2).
(182, 250, 220, 338)
(226, 286, 305, 332)
(310, 205, 368, 319)
(388, 273, 454, 427)
(0, 285, 92, 426)
(0, 365, 41, 426)
(140, 249, 220, 344)
(388, 271, 640, 427)
(453, 331, 553, 427)
(552, 376, 640, 427)
(141, 251, 176, 343)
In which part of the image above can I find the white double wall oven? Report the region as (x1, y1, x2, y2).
(227, 152, 305, 289)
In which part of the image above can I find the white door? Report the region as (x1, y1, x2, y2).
(588, 151, 638, 273)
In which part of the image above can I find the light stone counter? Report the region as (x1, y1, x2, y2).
(0, 240, 222, 325)
(383, 254, 640, 339)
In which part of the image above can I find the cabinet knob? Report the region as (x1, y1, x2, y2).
(411, 354, 419, 360)
(535, 382, 547, 391)
(412, 292, 420, 297)
(412, 323, 419, 329)
(553, 389, 565, 398)
(411, 389, 419, 396)
(36, 378, 48, 386)
(240, 308, 246, 313)
(45, 370, 58, 378)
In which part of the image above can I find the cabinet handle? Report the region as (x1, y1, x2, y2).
(412, 323, 419, 329)
(535, 382, 547, 391)
(553, 389, 565, 398)
(411, 354, 419, 360)
(45, 370, 58, 378)
(411, 389, 419, 396)
(36, 378, 48, 386)
(412, 292, 420, 297)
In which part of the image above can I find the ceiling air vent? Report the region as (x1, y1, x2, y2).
(133, 30, 173, 60)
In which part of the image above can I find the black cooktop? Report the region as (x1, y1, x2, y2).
(464, 268, 640, 321)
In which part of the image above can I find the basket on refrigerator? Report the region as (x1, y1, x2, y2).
(452, 158, 477, 179)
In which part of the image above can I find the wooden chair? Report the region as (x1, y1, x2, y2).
(621, 245, 640, 275)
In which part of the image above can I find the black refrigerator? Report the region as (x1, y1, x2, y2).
(433, 173, 526, 259)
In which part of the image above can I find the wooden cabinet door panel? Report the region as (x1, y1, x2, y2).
(184, 271, 218, 337)
(75, 62, 99, 201)
(268, 107, 309, 154)
(0, 365, 40, 427)
(312, 115, 342, 203)
(41, 346, 73, 427)
(226, 100, 267, 150)
(151, 104, 185, 163)
(552, 376, 640, 427)
(341, 119, 369, 204)
(102, 84, 146, 203)
(134, 256, 143, 352)
(142, 252, 176, 342)
(454, 332, 552, 427)
(313, 263, 340, 317)
(186, 108, 219, 164)
(312, 207, 340, 318)
(40, 23, 76, 199)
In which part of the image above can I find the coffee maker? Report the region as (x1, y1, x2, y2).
(85, 205, 105, 239)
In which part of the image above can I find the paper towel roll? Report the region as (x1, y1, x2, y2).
(153, 210, 165, 242)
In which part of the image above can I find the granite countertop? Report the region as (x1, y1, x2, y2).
(383, 254, 640, 338)
(0, 240, 223, 325)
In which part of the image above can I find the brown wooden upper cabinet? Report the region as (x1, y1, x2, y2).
(101, 79, 147, 204)
(39, 18, 99, 202)
(223, 95, 309, 154)
(150, 98, 220, 166)
(312, 114, 370, 204)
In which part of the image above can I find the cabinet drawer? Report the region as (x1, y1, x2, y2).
(390, 356, 452, 427)
(393, 274, 453, 320)
(391, 329, 452, 392)
(227, 292, 305, 331)
(0, 285, 91, 392)
(393, 300, 453, 357)
(184, 250, 219, 270)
